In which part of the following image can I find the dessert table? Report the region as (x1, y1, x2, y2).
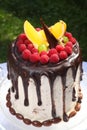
(0, 62, 87, 130)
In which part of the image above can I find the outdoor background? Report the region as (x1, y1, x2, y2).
(0, 0, 87, 62)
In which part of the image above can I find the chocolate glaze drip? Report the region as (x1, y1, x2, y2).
(21, 72, 29, 106)
(7, 41, 82, 120)
(63, 112, 69, 122)
(31, 73, 42, 106)
(48, 71, 57, 117)
(72, 67, 76, 81)
(72, 87, 76, 101)
(11, 86, 15, 92)
(61, 71, 69, 122)
(40, 18, 58, 48)
(10, 66, 19, 99)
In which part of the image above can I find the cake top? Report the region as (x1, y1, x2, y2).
(16, 19, 77, 65)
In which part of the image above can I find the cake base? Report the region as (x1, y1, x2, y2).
(0, 77, 87, 129)
(5, 81, 82, 127)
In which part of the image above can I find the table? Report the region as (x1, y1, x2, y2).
(0, 62, 87, 130)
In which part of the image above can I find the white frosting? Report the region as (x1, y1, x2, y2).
(10, 65, 81, 122)
(53, 76, 63, 118)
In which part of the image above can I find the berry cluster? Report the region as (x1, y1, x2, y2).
(16, 32, 76, 64)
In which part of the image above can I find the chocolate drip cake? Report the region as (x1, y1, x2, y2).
(7, 19, 83, 127)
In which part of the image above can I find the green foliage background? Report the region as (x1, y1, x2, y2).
(0, 0, 87, 62)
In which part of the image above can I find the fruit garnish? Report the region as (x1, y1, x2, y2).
(49, 20, 66, 40)
(24, 39, 32, 45)
(40, 54, 49, 64)
(56, 45, 65, 53)
(16, 39, 24, 47)
(48, 48, 58, 56)
(18, 44, 26, 52)
(69, 37, 76, 44)
(24, 20, 66, 49)
(65, 41, 73, 48)
(65, 46, 72, 55)
(63, 36, 69, 43)
(18, 33, 27, 41)
(31, 48, 38, 54)
(59, 51, 68, 60)
(40, 51, 48, 56)
(50, 54, 60, 63)
(16, 19, 77, 64)
(27, 44, 34, 50)
(38, 29, 48, 44)
(30, 53, 40, 63)
(22, 49, 31, 60)
(38, 44, 48, 53)
(36, 28, 41, 31)
(64, 32, 72, 39)
(24, 20, 48, 48)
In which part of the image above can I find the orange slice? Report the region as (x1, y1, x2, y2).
(49, 20, 66, 39)
(24, 20, 48, 48)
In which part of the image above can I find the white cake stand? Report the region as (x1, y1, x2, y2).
(0, 72, 87, 130)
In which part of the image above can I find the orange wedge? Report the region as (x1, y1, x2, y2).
(24, 20, 48, 48)
(49, 20, 66, 39)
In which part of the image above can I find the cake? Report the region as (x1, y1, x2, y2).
(7, 19, 83, 127)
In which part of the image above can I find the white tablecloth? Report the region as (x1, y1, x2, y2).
(0, 62, 87, 130)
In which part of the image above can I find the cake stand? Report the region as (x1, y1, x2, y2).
(0, 73, 87, 130)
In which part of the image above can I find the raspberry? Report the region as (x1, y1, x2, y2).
(30, 53, 40, 63)
(65, 46, 72, 55)
(27, 44, 34, 50)
(64, 32, 72, 39)
(40, 51, 48, 56)
(59, 51, 68, 60)
(48, 48, 58, 56)
(69, 37, 76, 44)
(18, 44, 26, 52)
(16, 39, 24, 47)
(24, 39, 32, 46)
(22, 49, 31, 60)
(56, 45, 64, 53)
(50, 54, 59, 63)
(36, 28, 41, 31)
(40, 55, 49, 64)
(31, 48, 38, 53)
(18, 33, 27, 41)
(65, 41, 73, 48)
